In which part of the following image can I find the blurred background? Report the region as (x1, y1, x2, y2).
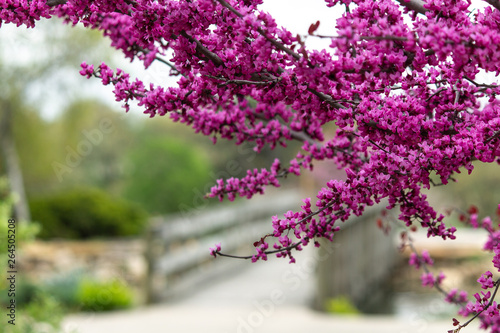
(0, 1, 498, 332)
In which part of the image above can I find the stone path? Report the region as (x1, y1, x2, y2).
(63, 303, 481, 333)
(62, 244, 484, 333)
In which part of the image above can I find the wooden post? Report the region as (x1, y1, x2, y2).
(144, 226, 155, 304)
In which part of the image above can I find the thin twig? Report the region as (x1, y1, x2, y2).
(214, 201, 338, 259)
(214, 240, 305, 259)
(458, 278, 500, 330)
(426, 87, 447, 101)
(465, 76, 499, 89)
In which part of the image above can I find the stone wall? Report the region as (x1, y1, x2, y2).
(19, 239, 147, 294)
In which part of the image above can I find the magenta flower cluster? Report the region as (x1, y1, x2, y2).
(3, 0, 500, 330)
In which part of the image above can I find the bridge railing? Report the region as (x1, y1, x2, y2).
(145, 193, 396, 310)
(144, 192, 302, 303)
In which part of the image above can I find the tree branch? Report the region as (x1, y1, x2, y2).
(456, 278, 500, 331)
(47, 0, 68, 6)
(204, 74, 278, 86)
(483, 0, 500, 11)
(395, 0, 428, 15)
(213, 201, 339, 259)
(214, 240, 305, 260)
(306, 88, 347, 109)
(180, 31, 224, 67)
(215, 0, 301, 61)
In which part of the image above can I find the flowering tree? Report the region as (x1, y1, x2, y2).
(2, 0, 500, 330)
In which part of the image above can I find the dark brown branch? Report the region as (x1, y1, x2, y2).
(306, 88, 347, 109)
(465, 76, 499, 89)
(180, 31, 224, 67)
(289, 130, 321, 147)
(216, 0, 301, 61)
(47, 0, 68, 6)
(395, 0, 428, 15)
(483, 0, 500, 11)
(486, 130, 500, 143)
(204, 74, 277, 86)
(214, 240, 305, 260)
(426, 87, 447, 101)
(155, 56, 183, 75)
(214, 201, 338, 259)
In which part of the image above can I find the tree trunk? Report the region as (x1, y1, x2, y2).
(0, 101, 30, 223)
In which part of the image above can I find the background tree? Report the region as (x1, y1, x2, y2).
(122, 121, 214, 215)
(0, 18, 113, 222)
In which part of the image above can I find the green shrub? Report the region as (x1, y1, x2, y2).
(41, 269, 84, 309)
(29, 187, 147, 239)
(76, 278, 134, 311)
(325, 296, 360, 315)
(123, 137, 213, 215)
(5, 291, 65, 333)
(23, 291, 65, 328)
(0, 277, 43, 308)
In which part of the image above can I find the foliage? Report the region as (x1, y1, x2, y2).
(50, 99, 134, 192)
(41, 269, 85, 309)
(8, 99, 134, 197)
(9, 103, 60, 194)
(123, 135, 213, 214)
(0, 178, 65, 333)
(76, 278, 134, 312)
(4, 291, 66, 333)
(41, 270, 135, 312)
(29, 187, 147, 239)
(4, 0, 500, 332)
(22, 291, 65, 329)
(324, 296, 360, 315)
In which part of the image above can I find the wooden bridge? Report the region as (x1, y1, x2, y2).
(144, 191, 398, 312)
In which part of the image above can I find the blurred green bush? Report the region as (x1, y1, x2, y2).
(2, 269, 136, 314)
(29, 187, 147, 239)
(4, 291, 65, 333)
(325, 296, 360, 315)
(123, 136, 213, 215)
(77, 278, 134, 311)
(41, 269, 84, 309)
